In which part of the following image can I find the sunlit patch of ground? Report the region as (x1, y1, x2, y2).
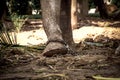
(73, 26, 120, 43)
(16, 26, 120, 45)
(17, 28, 47, 45)
(73, 26, 105, 43)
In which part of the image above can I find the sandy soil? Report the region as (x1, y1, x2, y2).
(17, 25, 120, 46)
(14, 17, 120, 46)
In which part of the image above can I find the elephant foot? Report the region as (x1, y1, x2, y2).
(42, 42, 68, 57)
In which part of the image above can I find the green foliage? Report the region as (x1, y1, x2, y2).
(11, 0, 31, 15)
(89, 0, 96, 9)
(88, 0, 120, 9)
(7, 0, 41, 15)
(89, 13, 100, 17)
(28, 15, 42, 19)
(112, 0, 120, 8)
(31, 0, 41, 10)
(11, 14, 28, 32)
(10, 14, 41, 32)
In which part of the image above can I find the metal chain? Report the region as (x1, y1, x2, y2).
(66, 44, 77, 55)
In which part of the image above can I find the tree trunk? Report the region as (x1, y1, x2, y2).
(82, 0, 88, 17)
(77, 0, 88, 19)
(0, 0, 7, 22)
(60, 0, 75, 48)
(94, 0, 109, 19)
(71, 0, 78, 29)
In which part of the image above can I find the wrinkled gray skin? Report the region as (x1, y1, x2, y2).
(41, 0, 75, 57)
(60, 0, 74, 47)
(41, 0, 63, 40)
(41, 0, 63, 41)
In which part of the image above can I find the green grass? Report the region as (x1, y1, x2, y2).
(28, 15, 42, 19)
(11, 15, 42, 19)
(89, 13, 100, 17)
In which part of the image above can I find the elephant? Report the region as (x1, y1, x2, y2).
(40, 0, 75, 57)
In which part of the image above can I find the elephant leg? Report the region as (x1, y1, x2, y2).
(60, 0, 75, 50)
(41, 0, 68, 57)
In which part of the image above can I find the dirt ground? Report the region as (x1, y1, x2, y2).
(0, 17, 120, 80)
